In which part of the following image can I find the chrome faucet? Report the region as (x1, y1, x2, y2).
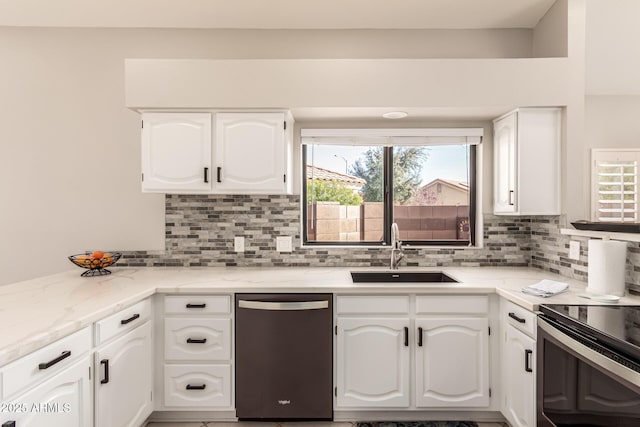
(390, 222, 404, 270)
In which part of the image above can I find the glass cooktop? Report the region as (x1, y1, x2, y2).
(540, 304, 640, 361)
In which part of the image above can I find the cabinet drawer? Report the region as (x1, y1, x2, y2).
(95, 298, 151, 345)
(164, 295, 231, 315)
(164, 364, 231, 408)
(1, 326, 91, 399)
(165, 318, 231, 361)
(504, 300, 536, 337)
(336, 296, 410, 314)
(416, 295, 488, 314)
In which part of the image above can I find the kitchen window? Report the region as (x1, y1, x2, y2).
(301, 128, 482, 247)
(591, 149, 639, 222)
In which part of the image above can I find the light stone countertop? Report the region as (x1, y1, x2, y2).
(1, 266, 639, 367)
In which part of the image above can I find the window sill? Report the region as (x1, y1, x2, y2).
(559, 228, 640, 243)
(299, 243, 482, 250)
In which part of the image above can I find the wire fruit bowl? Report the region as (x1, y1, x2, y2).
(68, 252, 122, 277)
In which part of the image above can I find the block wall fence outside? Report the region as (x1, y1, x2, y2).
(116, 195, 640, 294)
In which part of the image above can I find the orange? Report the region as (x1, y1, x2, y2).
(90, 251, 104, 259)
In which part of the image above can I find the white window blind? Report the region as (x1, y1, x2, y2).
(592, 149, 639, 222)
(301, 128, 483, 146)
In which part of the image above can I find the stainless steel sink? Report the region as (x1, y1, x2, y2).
(350, 271, 459, 283)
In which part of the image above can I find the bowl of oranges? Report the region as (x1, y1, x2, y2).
(68, 251, 122, 277)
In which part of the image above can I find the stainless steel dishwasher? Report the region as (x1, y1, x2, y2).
(235, 293, 333, 420)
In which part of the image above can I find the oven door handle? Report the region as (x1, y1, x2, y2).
(538, 317, 640, 389)
(238, 300, 329, 311)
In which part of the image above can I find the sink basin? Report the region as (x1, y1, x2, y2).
(350, 271, 459, 283)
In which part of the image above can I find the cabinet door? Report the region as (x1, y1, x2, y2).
(215, 112, 287, 193)
(415, 317, 489, 407)
(336, 317, 410, 408)
(141, 112, 212, 192)
(503, 325, 536, 427)
(493, 112, 518, 214)
(95, 322, 152, 427)
(4, 357, 92, 427)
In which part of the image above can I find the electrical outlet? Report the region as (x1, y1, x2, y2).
(234, 236, 245, 253)
(569, 240, 580, 260)
(276, 236, 292, 252)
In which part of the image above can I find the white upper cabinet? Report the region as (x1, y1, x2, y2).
(215, 112, 291, 194)
(141, 111, 292, 194)
(141, 112, 212, 193)
(493, 107, 561, 215)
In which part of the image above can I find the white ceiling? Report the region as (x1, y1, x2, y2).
(0, 0, 556, 29)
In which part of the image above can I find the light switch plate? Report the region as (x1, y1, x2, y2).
(276, 236, 292, 252)
(234, 236, 245, 253)
(569, 240, 580, 260)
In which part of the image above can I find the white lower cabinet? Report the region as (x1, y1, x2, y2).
(501, 299, 537, 427)
(503, 326, 536, 427)
(336, 317, 410, 408)
(164, 365, 231, 407)
(161, 295, 233, 411)
(335, 295, 491, 411)
(415, 317, 489, 407)
(95, 322, 153, 427)
(3, 357, 92, 427)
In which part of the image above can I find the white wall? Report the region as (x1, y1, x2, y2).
(0, 26, 537, 285)
(533, 0, 568, 57)
(586, 0, 640, 95)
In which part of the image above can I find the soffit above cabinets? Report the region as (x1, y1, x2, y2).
(0, 0, 556, 29)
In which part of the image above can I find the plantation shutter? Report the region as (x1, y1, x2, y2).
(592, 150, 639, 222)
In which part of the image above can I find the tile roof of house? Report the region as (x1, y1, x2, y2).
(306, 165, 366, 186)
(422, 178, 469, 191)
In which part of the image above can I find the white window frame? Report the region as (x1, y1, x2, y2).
(591, 149, 639, 222)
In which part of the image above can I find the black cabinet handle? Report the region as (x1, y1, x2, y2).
(186, 338, 207, 344)
(404, 327, 409, 347)
(508, 312, 526, 324)
(204, 167, 209, 183)
(525, 349, 533, 372)
(3, 421, 16, 427)
(418, 327, 423, 347)
(186, 303, 207, 309)
(186, 384, 206, 390)
(38, 350, 71, 370)
(120, 313, 140, 325)
(509, 190, 515, 206)
(217, 167, 222, 183)
(100, 359, 110, 384)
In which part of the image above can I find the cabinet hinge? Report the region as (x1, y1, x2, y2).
(489, 388, 492, 397)
(284, 121, 287, 130)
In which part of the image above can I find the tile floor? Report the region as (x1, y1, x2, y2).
(146, 423, 508, 427)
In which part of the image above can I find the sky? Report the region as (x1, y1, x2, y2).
(306, 144, 470, 187)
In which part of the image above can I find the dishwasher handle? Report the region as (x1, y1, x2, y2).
(238, 300, 329, 311)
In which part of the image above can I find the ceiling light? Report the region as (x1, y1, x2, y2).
(382, 111, 408, 119)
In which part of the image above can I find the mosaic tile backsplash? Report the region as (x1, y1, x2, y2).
(118, 195, 640, 293)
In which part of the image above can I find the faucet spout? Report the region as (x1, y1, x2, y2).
(390, 222, 404, 270)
